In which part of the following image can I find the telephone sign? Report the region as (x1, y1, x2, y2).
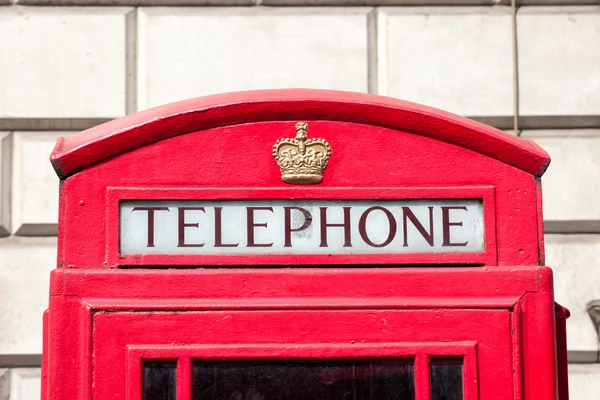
(120, 199, 484, 255)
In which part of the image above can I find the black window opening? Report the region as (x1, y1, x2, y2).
(142, 357, 465, 400)
(430, 358, 464, 400)
(192, 359, 415, 400)
(143, 361, 177, 400)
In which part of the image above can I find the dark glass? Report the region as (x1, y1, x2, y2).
(430, 358, 463, 400)
(192, 359, 415, 400)
(143, 362, 177, 400)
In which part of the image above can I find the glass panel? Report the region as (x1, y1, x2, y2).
(192, 359, 415, 400)
(143, 361, 176, 400)
(430, 358, 463, 400)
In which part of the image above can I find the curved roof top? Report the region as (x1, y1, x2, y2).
(50, 89, 550, 179)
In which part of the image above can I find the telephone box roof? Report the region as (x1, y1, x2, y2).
(50, 89, 550, 179)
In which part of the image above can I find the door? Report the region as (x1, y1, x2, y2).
(93, 309, 513, 400)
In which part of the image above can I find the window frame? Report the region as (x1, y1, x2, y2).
(127, 342, 478, 400)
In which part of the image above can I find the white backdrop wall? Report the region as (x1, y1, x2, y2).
(0, 1, 599, 398)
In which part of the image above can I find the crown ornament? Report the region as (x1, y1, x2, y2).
(272, 122, 332, 184)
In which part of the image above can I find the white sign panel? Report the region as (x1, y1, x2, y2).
(120, 200, 484, 255)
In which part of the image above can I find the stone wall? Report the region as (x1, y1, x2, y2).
(0, 0, 599, 398)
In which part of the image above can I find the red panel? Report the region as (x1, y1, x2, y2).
(128, 343, 478, 400)
(176, 357, 192, 400)
(46, 295, 92, 400)
(49, 267, 549, 301)
(93, 310, 507, 400)
(555, 303, 570, 400)
(45, 267, 556, 400)
(50, 89, 549, 178)
(41, 309, 48, 400)
(58, 121, 542, 268)
(520, 291, 559, 400)
(415, 353, 431, 400)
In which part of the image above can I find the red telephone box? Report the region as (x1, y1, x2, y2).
(43, 90, 568, 400)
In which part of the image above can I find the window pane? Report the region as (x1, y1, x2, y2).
(193, 359, 415, 400)
(430, 358, 463, 400)
(143, 362, 176, 400)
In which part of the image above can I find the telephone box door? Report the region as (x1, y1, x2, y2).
(93, 309, 514, 400)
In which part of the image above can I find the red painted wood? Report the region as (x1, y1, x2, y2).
(41, 309, 48, 400)
(176, 357, 192, 400)
(511, 301, 524, 400)
(126, 343, 477, 400)
(536, 179, 546, 265)
(555, 303, 570, 400)
(44, 90, 564, 400)
(520, 291, 559, 400)
(57, 120, 541, 268)
(47, 295, 92, 400)
(463, 345, 479, 400)
(414, 354, 431, 400)
(49, 267, 550, 301)
(50, 89, 549, 179)
(93, 310, 507, 400)
(126, 353, 142, 400)
(46, 267, 558, 400)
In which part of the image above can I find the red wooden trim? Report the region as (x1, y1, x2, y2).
(415, 353, 431, 400)
(50, 267, 546, 301)
(127, 343, 476, 400)
(115, 253, 490, 268)
(177, 357, 192, 400)
(520, 291, 558, 400)
(462, 344, 479, 400)
(126, 350, 142, 400)
(555, 303, 570, 400)
(41, 310, 49, 400)
(84, 297, 523, 311)
(106, 186, 496, 267)
(47, 295, 93, 400)
(512, 300, 524, 400)
(536, 179, 546, 265)
(50, 89, 550, 178)
(127, 342, 476, 360)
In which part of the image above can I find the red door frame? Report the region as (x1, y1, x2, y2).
(46, 267, 557, 400)
(122, 333, 481, 400)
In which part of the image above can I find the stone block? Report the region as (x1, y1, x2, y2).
(0, 133, 10, 237)
(0, 369, 8, 400)
(377, 7, 514, 117)
(518, 0, 599, 5)
(11, 132, 71, 236)
(20, 0, 251, 3)
(0, 237, 56, 356)
(569, 364, 600, 399)
(518, 7, 600, 116)
(8, 369, 40, 400)
(546, 235, 600, 360)
(13, 0, 597, 5)
(261, 0, 509, 4)
(19, 0, 252, 3)
(137, 7, 370, 109)
(522, 130, 600, 224)
(0, 7, 131, 118)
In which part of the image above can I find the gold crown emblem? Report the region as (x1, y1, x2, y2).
(273, 122, 332, 184)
